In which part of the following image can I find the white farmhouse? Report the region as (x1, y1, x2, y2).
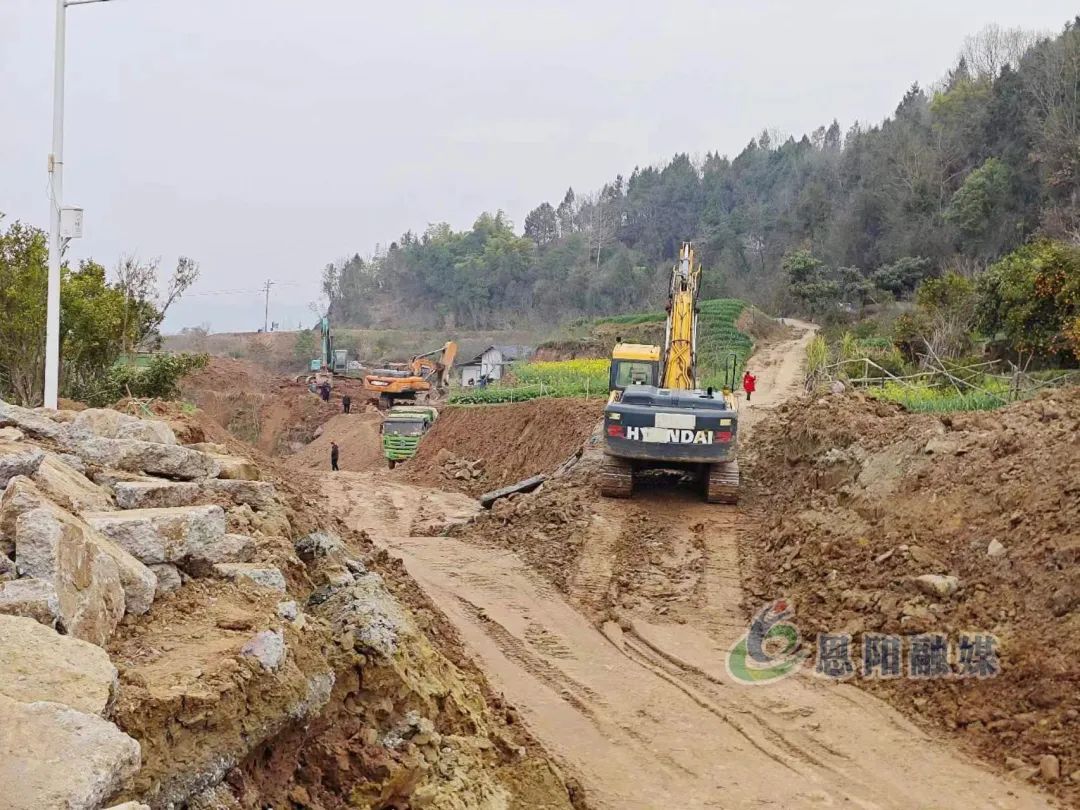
(458, 345, 530, 386)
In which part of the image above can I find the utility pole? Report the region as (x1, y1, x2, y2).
(44, 0, 114, 409)
(43, 0, 68, 410)
(262, 280, 274, 332)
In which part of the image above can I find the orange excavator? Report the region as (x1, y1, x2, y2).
(362, 341, 458, 410)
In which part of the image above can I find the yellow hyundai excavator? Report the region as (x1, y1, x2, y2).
(600, 243, 740, 503)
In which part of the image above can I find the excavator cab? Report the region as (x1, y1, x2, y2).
(609, 344, 661, 398)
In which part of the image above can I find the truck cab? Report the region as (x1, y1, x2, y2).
(381, 406, 438, 468)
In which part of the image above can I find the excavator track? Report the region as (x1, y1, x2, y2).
(600, 456, 634, 499)
(705, 459, 740, 504)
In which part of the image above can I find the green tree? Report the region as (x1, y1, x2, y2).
(784, 250, 838, 315)
(945, 158, 1011, 246)
(0, 215, 194, 406)
(524, 202, 558, 247)
(976, 239, 1080, 359)
(0, 218, 48, 404)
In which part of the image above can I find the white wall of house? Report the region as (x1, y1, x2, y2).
(460, 364, 483, 385)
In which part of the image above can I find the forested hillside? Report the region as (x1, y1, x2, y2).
(321, 19, 1080, 333)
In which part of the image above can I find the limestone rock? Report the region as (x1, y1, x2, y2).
(66, 435, 220, 480)
(295, 530, 344, 561)
(5, 478, 156, 619)
(186, 441, 229, 455)
(212, 454, 262, 481)
(0, 551, 14, 580)
(987, 538, 1007, 558)
(149, 563, 183, 594)
(72, 407, 177, 445)
(0, 426, 25, 441)
(105, 804, 152, 810)
(240, 628, 286, 671)
(0, 439, 45, 489)
(84, 504, 227, 566)
(202, 478, 277, 511)
(214, 563, 287, 592)
(0, 614, 118, 715)
(1040, 754, 1060, 782)
(0, 400, 66, 440)
(0, 693, 141, 809)
(276, 600, 299, 621)
(15, 508, 125, 645)
(113, 480, 200, 510)
(32, 453, 113, 513)
(913, 574, 959, 598)
(1050, 583, 1079, 617)
(0, 578, 61, 628)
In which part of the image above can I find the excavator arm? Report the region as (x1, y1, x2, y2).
(661, 243, 700, 390)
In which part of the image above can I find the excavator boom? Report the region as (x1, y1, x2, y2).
(661, 243, 700, 390)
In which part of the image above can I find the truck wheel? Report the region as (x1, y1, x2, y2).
(387, 459, 397, 470)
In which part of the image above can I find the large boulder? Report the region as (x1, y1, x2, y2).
(32, 453, 113, 513)
(84, 504, 228, 568)
(213, 563, 287, 592)
(0, 400, 66, 440)
(201, 478, 277, 511)
(0, 578, 61, 628)
(72, 408, 177, 445)
(66, 435, 220, 480)
(0, 694, 141, 809)
(5, 478, 157, 624)
(211, 454, 262, 481)
(0, 439, 45, 489)
(113, 480, 200, 510)
(15, 507, 126, 646)
(0, 614, 118, 715)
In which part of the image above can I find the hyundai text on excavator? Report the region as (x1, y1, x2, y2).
(600, 243, 740, 503)
(362, 341, 458, 410)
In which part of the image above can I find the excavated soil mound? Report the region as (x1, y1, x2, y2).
(181, 357, 369, 456)
(287, 412, 386, 472)
(742, 386, 1080, 803)
(405, 399, 604, 496)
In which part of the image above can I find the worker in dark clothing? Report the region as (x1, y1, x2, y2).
(330, 441, 340, 472)
(342, 395, 352, 414)
(319, 382, 331, 402)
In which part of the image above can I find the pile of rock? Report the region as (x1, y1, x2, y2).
(0, 400, 290, 809)
(434, 447, 485, 482)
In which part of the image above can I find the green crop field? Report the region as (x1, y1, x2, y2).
(450, 299, 754, 405)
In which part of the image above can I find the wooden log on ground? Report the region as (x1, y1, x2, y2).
(479, 474, 546, 508)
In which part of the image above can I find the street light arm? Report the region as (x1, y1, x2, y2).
(65, 0, 115, 6)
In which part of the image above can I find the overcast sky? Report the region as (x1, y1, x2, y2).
(1, 1, 1075, 333)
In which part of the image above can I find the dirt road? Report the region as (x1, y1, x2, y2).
(320, 322, 1055, 809)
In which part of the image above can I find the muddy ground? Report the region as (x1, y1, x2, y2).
(741, 387, 1080, 804)
(292, 319, 1067, 809)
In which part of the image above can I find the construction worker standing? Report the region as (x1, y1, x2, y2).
(342, 394, 351, 414)
(742, 370, 757, 402)
(330, 441, 340, 472)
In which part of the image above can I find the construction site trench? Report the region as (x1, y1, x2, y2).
(1, 321, 1074, 809)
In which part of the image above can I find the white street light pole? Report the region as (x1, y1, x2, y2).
(44, 0, 112, 409)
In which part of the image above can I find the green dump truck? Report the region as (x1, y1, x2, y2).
(381, 405, 438, 469)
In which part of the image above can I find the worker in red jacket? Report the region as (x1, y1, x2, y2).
(742, 370, 757, 402)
